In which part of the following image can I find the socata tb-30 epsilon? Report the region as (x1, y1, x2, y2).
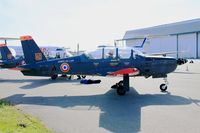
(17, 36, 187, 96)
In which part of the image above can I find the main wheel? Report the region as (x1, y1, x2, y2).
(160, 84, 168, 92)
(51, 74, 58, 80)
(117, 86, 126, 96)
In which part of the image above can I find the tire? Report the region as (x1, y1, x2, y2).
(51, 74, 58, 80)
(160, 84, 168, 92)
(117, 86, 126, 96)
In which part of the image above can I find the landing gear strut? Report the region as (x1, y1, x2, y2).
(111, 74, 130, 96)
(51, 74, 58, 80)
(51, 66, 57, 80)
(160, 77, 168, 92)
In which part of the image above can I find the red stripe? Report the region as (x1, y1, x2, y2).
(109, 68, 139, 75)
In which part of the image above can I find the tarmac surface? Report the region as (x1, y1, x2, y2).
(0, 60, 200, 133)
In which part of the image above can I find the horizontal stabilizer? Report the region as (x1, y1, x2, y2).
(0, 37, 19, 40)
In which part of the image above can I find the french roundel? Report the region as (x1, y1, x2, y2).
(60, 63, 70, 73)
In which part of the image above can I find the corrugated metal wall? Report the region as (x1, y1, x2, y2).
(198, 33, 200, 58)
(148, 36, 177, 57)
(178, 34, 196, 58)
(125, 33, 199, 59)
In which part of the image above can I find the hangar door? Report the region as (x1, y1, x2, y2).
(178, 34, 196, 58)
(148, 36, 177, 58)
(198, 33, 200, 58)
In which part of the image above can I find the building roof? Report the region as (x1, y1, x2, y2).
(123, 18, 200, 40)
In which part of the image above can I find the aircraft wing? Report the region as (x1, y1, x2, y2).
(148, 52, 177, 56)
(148, 51, 186, 56)
(108, 68, 139, 76)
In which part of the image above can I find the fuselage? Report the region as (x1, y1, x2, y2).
(20, 54, 177, 79)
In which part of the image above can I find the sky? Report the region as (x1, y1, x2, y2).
(0, 0, 200, 51)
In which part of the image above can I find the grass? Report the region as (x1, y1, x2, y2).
(0, 99, 53, 133)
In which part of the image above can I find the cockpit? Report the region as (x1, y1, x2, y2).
(85, 46, 144, 59)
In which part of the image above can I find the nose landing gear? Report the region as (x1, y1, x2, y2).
(160, 77, 168, 92)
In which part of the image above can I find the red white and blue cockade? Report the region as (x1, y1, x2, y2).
(60, 63, 70, 73)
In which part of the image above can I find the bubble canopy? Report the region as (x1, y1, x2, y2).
(84, 46, 144, 59)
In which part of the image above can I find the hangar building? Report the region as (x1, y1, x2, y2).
(122, 18, 200, 59)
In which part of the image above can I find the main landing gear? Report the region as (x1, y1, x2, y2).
(51, 66, 57, 80)
(111, 74, 130, 96)
(160, 77, 168, 92)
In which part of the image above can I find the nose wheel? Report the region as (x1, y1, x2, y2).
(160, 84, 168, 92)
(160, 77, 168, 92)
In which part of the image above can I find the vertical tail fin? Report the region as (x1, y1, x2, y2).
(0, 44, 15, 61)
(20, 36, 47, 64)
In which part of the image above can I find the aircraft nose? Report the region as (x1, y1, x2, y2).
(177, 58, 188, 65)
(151, 57, 178, 75)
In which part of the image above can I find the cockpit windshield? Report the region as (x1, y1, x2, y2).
(85, 46, 144, 59)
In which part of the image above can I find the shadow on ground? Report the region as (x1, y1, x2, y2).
(0, 78, 80, 89)
(4, 88, 200, 133)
